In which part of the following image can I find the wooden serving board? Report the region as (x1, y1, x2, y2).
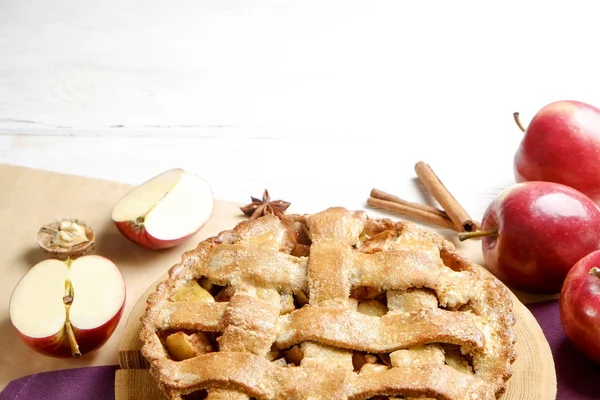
(115, 241, 557, 400)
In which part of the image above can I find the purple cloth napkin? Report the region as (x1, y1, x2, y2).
(1, 301, 599, 399)
(527, 301, 600, 399)
(0, 365, 118, 400)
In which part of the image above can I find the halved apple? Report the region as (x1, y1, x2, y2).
(9, 255, 126, 358)
(111, 169, 214, 250)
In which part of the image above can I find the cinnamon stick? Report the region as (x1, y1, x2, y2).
(414, 161, 478, 232)
(367, 197, 456, 230)
(370, 188, 449, 219)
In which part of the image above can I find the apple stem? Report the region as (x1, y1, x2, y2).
(589, 267, 600, 279)
(458, 230, 499, 242)
(513, 112, 526, 132)
(64, 321, 81, 358)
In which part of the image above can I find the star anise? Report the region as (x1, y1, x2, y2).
(240, 189, 291, 219)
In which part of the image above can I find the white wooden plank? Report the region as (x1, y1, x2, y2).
(0, 134, 518, 222)
(1, 1, 600, 138)
(0, 1, 595, 229)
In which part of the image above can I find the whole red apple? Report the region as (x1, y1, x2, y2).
(514, 100, 600, 203)
(460, 181, 600, 294)
(560, 250, 600, 364)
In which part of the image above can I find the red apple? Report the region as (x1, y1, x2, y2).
(9, 255, 126, 358)
(459, 181, 600, 294)
(111, 169, 214, 250)
(560, 250, 600, 364)
(513, 100, 600, 203)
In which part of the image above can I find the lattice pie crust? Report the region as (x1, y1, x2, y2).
(139, 207, 517, 400)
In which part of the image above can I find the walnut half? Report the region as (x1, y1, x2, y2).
(37, 218, 95, 260)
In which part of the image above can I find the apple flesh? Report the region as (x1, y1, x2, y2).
(460, 181, 600, 294)
(560, 250, 600, 364)
(165, 331, 214, 361)
(514, 100, 600, 203)
(9, 255, 126, 358)
(111, 169, 214, 250)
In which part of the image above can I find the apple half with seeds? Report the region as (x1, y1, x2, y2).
(111, 169, 214, 250)
(9, 255, 126, 358)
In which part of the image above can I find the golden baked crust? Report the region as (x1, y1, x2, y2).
(139, 207, 516, 400)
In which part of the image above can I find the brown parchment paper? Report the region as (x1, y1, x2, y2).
(0, 164, 245, 390)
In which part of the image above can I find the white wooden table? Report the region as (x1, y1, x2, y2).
(3, 0, 600, 219)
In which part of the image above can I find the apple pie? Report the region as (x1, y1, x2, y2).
(139, 207, 516, 399)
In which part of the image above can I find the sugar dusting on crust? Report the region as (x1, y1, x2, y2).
(139, 207, 516, 399)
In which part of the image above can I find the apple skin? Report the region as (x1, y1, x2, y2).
(113, 220, 202, 250)
(560, 250, 600, 364)
(9, 255, 127, 359)
(514, 100, 600, 203)
(111, 169, 215, 250)
(480, 181, 600, 294)
(14, 303, 125, 358)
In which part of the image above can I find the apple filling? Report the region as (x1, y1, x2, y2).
(351, 285, 385, 300)
(357, 300, 388, 317)
(265, 344, 305, 367)
(280, 219, 312, 257)
(275, 287, 312, 316)
(165, 331, 215, 361)
(283, 345, 303, 366)
(349, 286, 389, 317)
(169, 281, 215, 303)
(355, 230, 399, 254)
(169, 277, 236, 304)
(354, 346, 462, 399)
(290, 243, 310, 258)
(351, 219, 398, 254)
(160, 328, 221, 361)
(352, 351, 391, 373)
(441, 344, 475, 375)
(163, 277, 226, 361)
